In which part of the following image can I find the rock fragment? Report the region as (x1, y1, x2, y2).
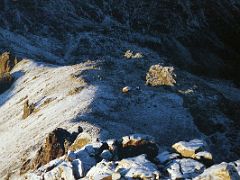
(124, 50, 143, 59)
(122, 86, 131, 93)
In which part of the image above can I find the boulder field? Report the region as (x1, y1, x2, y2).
(23, 131, 240, 180)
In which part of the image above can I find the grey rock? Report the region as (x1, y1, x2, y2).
(86, 160, 117, 179)
(74, 145, 98, 174)
(167, 158, 205, 179)
(156, 151, 180, 164)
(116, 154, 161, 179)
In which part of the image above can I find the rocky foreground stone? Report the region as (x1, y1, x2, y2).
(23, 130, 240, 180)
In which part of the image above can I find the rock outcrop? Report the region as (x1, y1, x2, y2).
(22, 100, 35, 119)
(20, 128, 81, 174)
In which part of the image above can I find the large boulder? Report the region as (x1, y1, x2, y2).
(115, 154, 161, 179)
(194, 163, 240, 180)
(172, 139, 213, 165)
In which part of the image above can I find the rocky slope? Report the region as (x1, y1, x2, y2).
(0, 0, 240, 179)
(23, 133, 240, 179)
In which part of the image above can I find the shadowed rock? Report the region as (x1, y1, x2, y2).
(119, 134, 158, 160)
(0, 52, 17, 93)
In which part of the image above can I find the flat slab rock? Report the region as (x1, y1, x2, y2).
(172, 139, 212, 160)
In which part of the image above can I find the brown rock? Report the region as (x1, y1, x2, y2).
(20, 128, 75, 174)
(0, 52, 16, 75)
(22, 100, 35, 119)
(0, 52, 16, 93)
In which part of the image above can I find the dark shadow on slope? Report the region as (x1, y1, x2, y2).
(68, 58, 202, 146)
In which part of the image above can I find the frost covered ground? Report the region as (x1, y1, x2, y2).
(0, 59, 101, 177)
(1, 55, 240, 179)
